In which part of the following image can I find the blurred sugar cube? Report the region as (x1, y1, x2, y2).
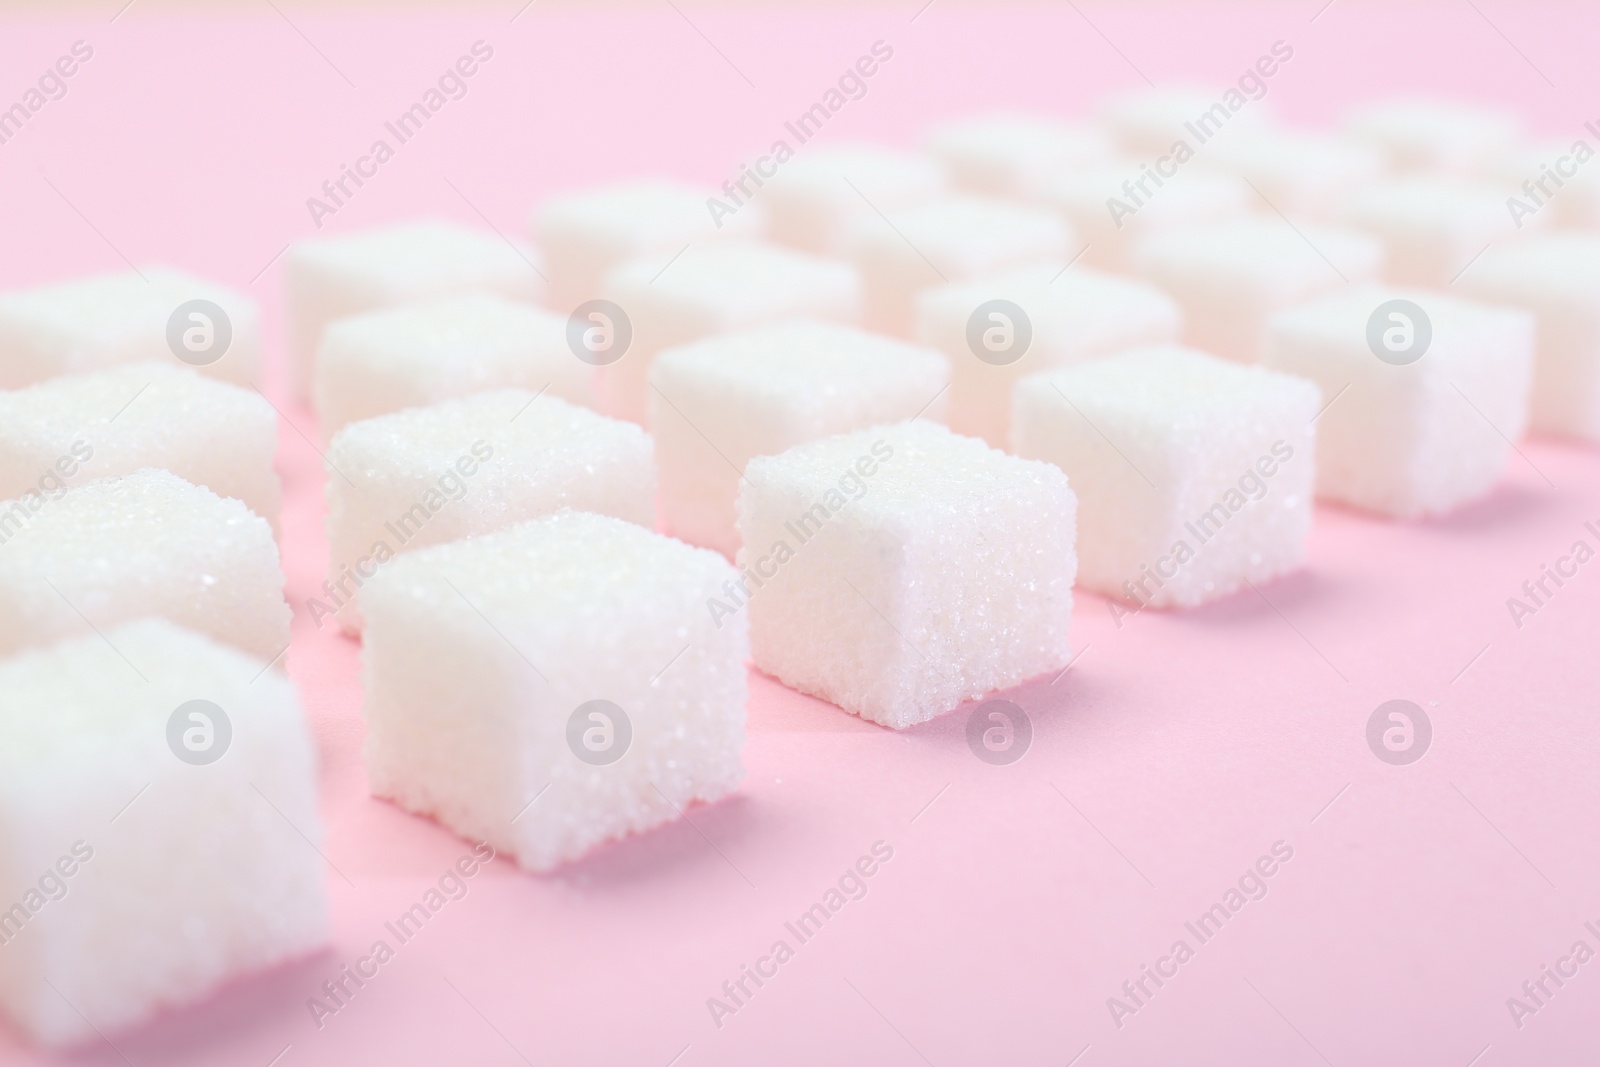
(1014, 346, 1318, 609)
(1338, 175, 1538, 286)
(849, 195, 1071, 336)
(1038, 161, 1251, 270)
(601, 241, 859, 423)
(313, 293, 599, 437)
(361, 512, 747, 872)
(1484, 138, 1600, 230)
(761, 144, 948, 256)
(323, 389, 654, 633)
(1265, 287, 1534, 517)
(1131, 216, 1383, 362)
(0, 619, 326, 1047)
(285, 220, 544, 398)
(0, 268, 260, 390)
(650, 320, 950, 557)
(1344, 96, 1522, 175)
(738, 421, 1076, 729)
(1199, 128, 1387, 218)
(1099, 83, 1277, 157)
(0, 469, 289, 660)
(915, 263, 1183, 448)
(924, 112, 1114, 198)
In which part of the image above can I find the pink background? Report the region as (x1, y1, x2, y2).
(3, 2, 1600, 1063)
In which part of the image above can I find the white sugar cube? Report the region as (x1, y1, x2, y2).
(1199, 128, 1387, 217)
(849, 195, 1071, 337)
(1099, 83, 1277, 157)
(1038, 161, 1251, 270)
(601, 241, 860, 423)
(285, 220, 544, 398)
(650, 320, 951, 557)
(0, 469, 289, 661)
(1131, 217, 1384, 362)
(1455, 234, 1600, 440)
(1014, 346, 1318, 611)
(924, 112, 1114, 198)
(361, 511, 747, 872)
(737, 421, 1076, 729)
(760, 144, 948, 256)
(0, 267, 261, 390)
(536, 179, 765, 312)
(914, 263, 1183, 447)
(312, 293, 599, 437)
(1344, 97, 1522, 174)
(322, 390, 654, 633)
(1338, 175, 1537, 286)
(0, 619, 326, 1047)
(1264, 287, 1535, 517)
(0, 363, 280, 531)
(1485, 139, 1600, 229)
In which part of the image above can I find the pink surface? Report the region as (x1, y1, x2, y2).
(3, 2, 1600, 1064)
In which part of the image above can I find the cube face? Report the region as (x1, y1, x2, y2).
(0, 363, 280, 530)
(1456, 235, 1600, 439)
(1099, 84, 1275, 157)
(0, 620, 326, 1047)
(1338, 176, 1535, 287)
(1131, 218, 1384, 362)
(737, 422, 1076, 729)
(1264, 287, 1535, 517)
(536, 179, 764, 311)
(762, 144, 948, 256)
(313, 294, 599, 436)
(849, 196, 1071, 336)
(323, 390, 655, 632)
(649, 320, 951, 557)
(1013, 346, 1319, 609)
(1200, 129, 1387, 218)
(924, 113, 1113, 198)
(285, 220, 545, 397)
(915, 264, 1184, 448)
(360, 512, 748, 872)
(0, 268, 261, 390)
(1344, 97, 1522, 174)
(0, 470, 289, 661)
(601, 242, 861, 424)
(1040, 162, 1250, 270)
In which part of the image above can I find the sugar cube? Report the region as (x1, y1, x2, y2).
(0, 469, 289, 661)
(1338, 175, 1538, 286)
(650, 320, 951, 557)
(1131, 216, 1384, 362)
(601, 241, 860, 424)
(0, 267, 261, 390)
(0, 363, 280, 531)
(285, 220, 544, 398)
(0, 619, 326, 1047)
(1037, 161, 1251, 270)
(1455, 234, 1600, 440)
(849, 195, 1071, 337)
(924, 112, 1113, 198)
(322, 389, 655, 633)
(536, 179, 765, 312)
(1486, 139, 1600, 229)
(737, 421, 1076, 729)
(1099, 84, 1276, 157)
(312, 293, 599, 437)
(1198, 128, 1387, 218)
(759, 143, 948, 256)
(1264, 286, 1535, 517)
(1013, 346, 1318, 610)
(1344, 97, 1523, 174)
(914, 263, 1183, 447)
(360, 511, 747, 872)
